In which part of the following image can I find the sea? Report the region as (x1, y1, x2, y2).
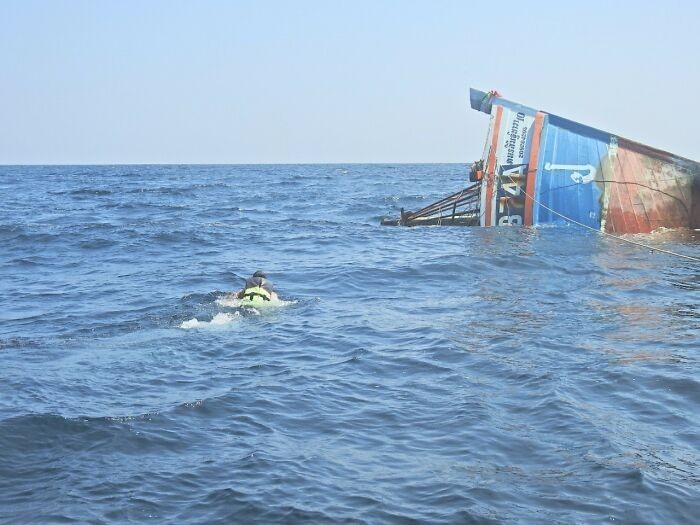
(0, 164, 698, 524)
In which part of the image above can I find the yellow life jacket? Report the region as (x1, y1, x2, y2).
(242, 285, 271, 302)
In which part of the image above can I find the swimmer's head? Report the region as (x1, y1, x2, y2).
(252, 270, 267, 279)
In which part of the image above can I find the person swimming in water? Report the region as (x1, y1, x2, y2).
(234, 270, 279, 302)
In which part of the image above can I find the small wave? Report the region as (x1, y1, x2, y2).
(0, 224, 25, 235)
(79, 238, 118, 249)
(69, 188, 113, 196)
(180, 291, 224, 304)
(179, 312, 242, 329)
(8, 256, 47, 267)
(124, 186, 190, 196)
(0, 337, 40, 350)
(8, 232, 63, 244)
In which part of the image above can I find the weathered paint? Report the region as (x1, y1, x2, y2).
(494, 107, 535, 226)
(469, 88, 700, 233)
(524, 112, 545, 226)
(482, 106, 503, 227)
(479, 104, 536, 226)
(604, 140, 697, 233)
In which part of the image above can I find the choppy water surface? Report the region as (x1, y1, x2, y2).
(1, 164, 698, 524)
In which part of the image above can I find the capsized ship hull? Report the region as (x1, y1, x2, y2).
(471, 89, 700, 233)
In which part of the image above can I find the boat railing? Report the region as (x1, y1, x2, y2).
(381, 184, 481, 226)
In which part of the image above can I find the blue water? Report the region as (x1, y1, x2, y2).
(1, 164, 698, 524)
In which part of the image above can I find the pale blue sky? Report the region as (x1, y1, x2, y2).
(1, 0, 698, 164)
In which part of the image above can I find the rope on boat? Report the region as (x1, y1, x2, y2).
(500, 173, 700, 263)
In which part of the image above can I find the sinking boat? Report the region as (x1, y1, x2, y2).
(383, 89, 700, 233)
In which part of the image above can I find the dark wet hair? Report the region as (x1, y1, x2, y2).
(252, 270, 267, 279)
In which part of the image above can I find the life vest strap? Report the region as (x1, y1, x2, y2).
(243, 291, 271, 301)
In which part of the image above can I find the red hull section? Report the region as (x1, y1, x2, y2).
(604, 140, 699, 233)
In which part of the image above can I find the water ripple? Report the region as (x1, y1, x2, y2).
(0, 164, 698, 523)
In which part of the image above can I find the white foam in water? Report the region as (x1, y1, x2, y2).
(179, 312, 240, 329)
(180, 295, 294, 329)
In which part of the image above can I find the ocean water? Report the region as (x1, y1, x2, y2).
(0, 164, 698, 524)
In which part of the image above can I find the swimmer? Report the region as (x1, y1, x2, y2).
(233, 270, 279, 303)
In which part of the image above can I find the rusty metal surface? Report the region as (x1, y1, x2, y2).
(604, 146, 697, 233)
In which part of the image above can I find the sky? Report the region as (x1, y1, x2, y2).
(1, 0, 699, 164)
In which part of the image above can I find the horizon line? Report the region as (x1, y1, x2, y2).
(0, 161, 470, 167)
